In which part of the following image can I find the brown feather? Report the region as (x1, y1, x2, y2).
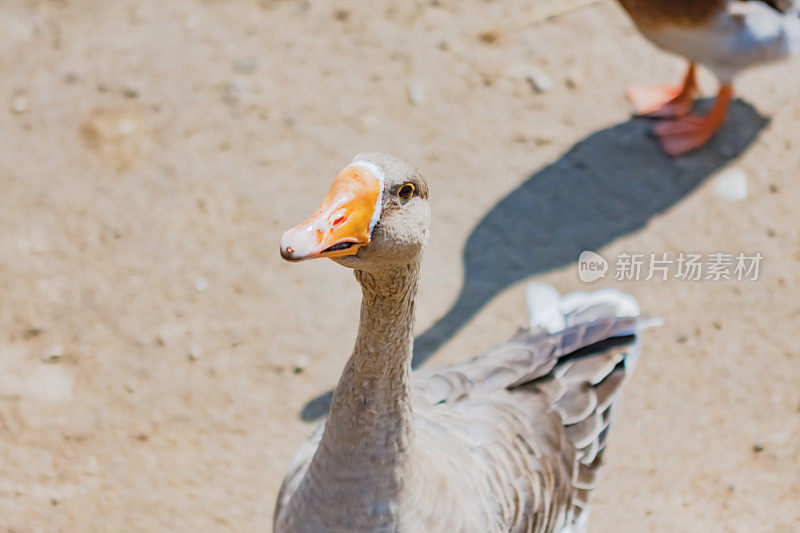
(758, 0, 797, 13)
(595, 368, 627, 411)
(556, 350, 625, 384)
(553, 383, 597, 425)
(617, 0, 727, 28)
(564, 411, 603, 450)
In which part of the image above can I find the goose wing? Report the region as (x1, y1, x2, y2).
(413, 285, 651, 531)
(413, 314, 639, 407)
(273, 424, 325, 530)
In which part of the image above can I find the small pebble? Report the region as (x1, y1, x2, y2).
(713, 168, 748, 202)
(122, 86, 139, 99)
(752, 444, 764, 453)
(477, 29, 501, 44)
(11, 95, 28, 114)
(564, 76, 578, 90)
(223, 79, 246, 105)
(526, 70, 553, 94)
(22, 327, 42, 340)
(282, 111, 297, 127)
(229, 331, 243, 347)
(117, 119, 136, 136)
(407, 80, 427, 106)
(293, 356, 310, 374)
(233, 56, 257, 74)
(188, 344, 203, 361)
(63, 72, 79, 83)
(42, 344, 64, 363)
(193, 276, 208, 292)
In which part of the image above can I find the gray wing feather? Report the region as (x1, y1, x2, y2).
(412, 298, 648, 531)
(553, 383, 597, 425)
(414, 315, 639, 406)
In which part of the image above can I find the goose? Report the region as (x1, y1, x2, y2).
(618, 0, 800, 155)
(275, 152, 654, 532)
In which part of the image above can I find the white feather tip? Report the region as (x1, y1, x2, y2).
(525, 283, 646, 333)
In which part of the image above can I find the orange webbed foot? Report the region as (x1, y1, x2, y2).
(628, 62, 697, 119)
(654, 116, 717, 155)
(653, 84, 733, 156)
(628, 84, 695, 119)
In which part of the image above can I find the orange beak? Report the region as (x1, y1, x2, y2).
(280, 165, 383, 262)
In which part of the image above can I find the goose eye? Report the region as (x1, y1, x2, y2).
(397, 183, 415, 201)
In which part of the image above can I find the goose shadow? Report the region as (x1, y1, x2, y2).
(301, 99, 767, 421)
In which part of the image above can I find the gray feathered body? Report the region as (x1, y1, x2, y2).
(275, 290, 645, 533)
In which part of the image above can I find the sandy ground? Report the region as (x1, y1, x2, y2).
(1, 0, 799, 531)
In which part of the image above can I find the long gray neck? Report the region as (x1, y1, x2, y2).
(298, 262, 420, 524)
(324, 264, 419, 455)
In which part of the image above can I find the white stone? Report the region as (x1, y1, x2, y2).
(11, 95, 28, 114)
(713, 168, 748, 202)
(293, 355, 310, 373)
(526, 70, 553, 93)
(407, 80, 427, 106)
(194, 276, 208, 292)
(188, 344, 203, 361)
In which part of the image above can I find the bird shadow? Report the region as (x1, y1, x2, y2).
(300, 99, 767, 421)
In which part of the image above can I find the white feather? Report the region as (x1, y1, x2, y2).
(526, 283, 566, 332)
(526, 283, 656, 335)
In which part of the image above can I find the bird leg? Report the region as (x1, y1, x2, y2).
(627, 62, 698, 119)
(653, 84, 733, 156)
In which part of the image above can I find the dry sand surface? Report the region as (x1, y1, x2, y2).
(1, 0, 799, 531)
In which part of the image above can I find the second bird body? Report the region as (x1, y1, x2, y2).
(618, 0, 800, 154)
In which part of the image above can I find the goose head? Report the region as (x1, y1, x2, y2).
(280, 152, 430, 272)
